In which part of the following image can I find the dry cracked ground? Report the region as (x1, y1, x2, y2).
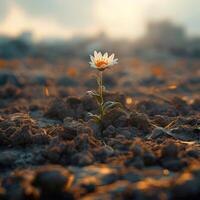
(0, 58, 199, 200)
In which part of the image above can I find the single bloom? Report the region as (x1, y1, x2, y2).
(89, 51, 118, 71)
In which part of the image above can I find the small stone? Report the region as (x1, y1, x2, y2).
(82, 95, 97, 111)
(0, 151, 17, 167)
(81, 183, 96, 193)
(0, 131, 9, 145)
(63, 117, 85, 139)
(113, 115, 128, 127)
(120, 130, 133, 139)
(46, 146, 61, 163)
(149, 127, 171, 140)
(102, 125, 116, 137)
(136, 100, 178, 117)
(161, 158, 186, 171)
(0, 71, 21, 87)
(87, 120, 101, 137)
(102, 108, 127, 128)
(191, 99, 200, 111)
(93, 146, 114, 161)
(10, 125, 33, 146)
(74, 133, 100, 151)
(172, 178, 200, 199)
(66, 96, 82, 109)
(33, 165, 73, 197)
(131, 157, 144, 169)
(0, 84, 22, 99)
(161, 143, 178, 158)
(171, 126, 200, 141)
(143, 151, 157, 166)
(152, 115, 171, 127)
(122, 172, 143, 183)
(45, 99, 71, 120)
(32, 133, 50, 145)
(131, 144, 143, 157)
(0, 187, 5, 199)
(172, 96, 190, 115)
(71, 151, 94, 166)
(187, 150, 199, 158)
(2, 175, 39, 200)
(121, 172, 141, 183)
(101, 172, 118, 185)
(129, 111, 152, 133)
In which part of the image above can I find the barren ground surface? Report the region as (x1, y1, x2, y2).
(0, 58, 199, 200)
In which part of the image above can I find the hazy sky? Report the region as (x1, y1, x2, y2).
(0, 0, 199, 39)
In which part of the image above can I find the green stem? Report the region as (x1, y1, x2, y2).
(99, 71, 104, 120)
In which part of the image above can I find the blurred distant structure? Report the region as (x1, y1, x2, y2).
(140, 20, 186, 49)
(0, 31, 33, 59)
(0, 20, 199, 60)
(0, 35, 11, 45)
(134, 20, 200, 58)
(187, 37, 200, 57)
(18, 31, 33, 44)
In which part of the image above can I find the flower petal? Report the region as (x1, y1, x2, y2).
(103, 52, 108, 59)
(109, 53, 115, 62)
(90, 64, 97, 68)
(94, 51, 98, 58)
(113, 58, 118, 64)
(98, 52, 102, 59)
(89, 51, 118, 70)
(90, 55, 95, 63)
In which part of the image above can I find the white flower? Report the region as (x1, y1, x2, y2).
(89, 51, 118, 71)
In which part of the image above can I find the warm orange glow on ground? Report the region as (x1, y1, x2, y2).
(136, 178, 171, 190)
(151, 65, 166, 77)
(163, 169, 169, 176)
(126, 97, 133, 105)
(65, 175, 74, 190)
(176, 173, 193, 185)
(168, 85, 177, 90)
(44, 87, 50, 97)
(67, 67, 78, 77)
(0, 59, 7, 69)
(132, 58, 141, 68)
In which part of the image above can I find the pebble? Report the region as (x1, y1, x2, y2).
(129, 111, 152, 133)
(131, 144, 143, 157)
(102, 125, 116, 137)
(0, 71, 21, 87)
(143, 151, 157, 166)
(33, 167, 69, 187)
(44, 99, 71, 120)
(161, 143, 178, 158)
(0, 151, 18, 167)
(10, 125, 33, 146)
(71, 151, 94, 166)
(161, 158, 185, 171)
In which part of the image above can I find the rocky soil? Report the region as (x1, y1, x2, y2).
(0, 57, 199, 200)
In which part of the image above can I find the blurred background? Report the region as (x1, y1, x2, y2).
(0, 0, 200, 59)
(0, 0, 199, 100)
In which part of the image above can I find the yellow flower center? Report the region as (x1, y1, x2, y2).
(95, 60, 108, 68)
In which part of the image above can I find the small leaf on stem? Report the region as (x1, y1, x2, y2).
(88, 112, 101, 123)
(102, 101, 123, 113)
